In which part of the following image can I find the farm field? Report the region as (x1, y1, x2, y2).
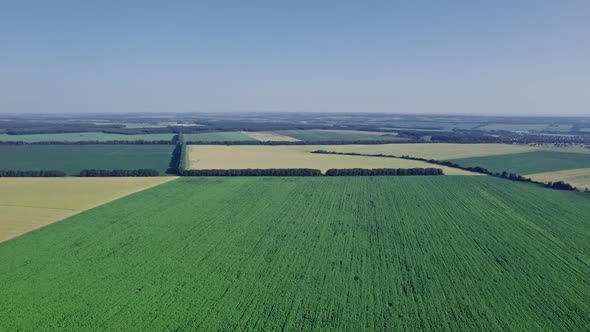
(0, 145, 175, 175)
(275, 129, 409, 142)
(546, 124, 573, 132)
(479, 123, 549, 132)
(0, 132, 174, 142)
(92, 121, 167, 128)
(186, 145, 476, 175)
(1, 176, 590, 330)
(0, 177, 175, 242)
(450, 151, 590, 175)
(296, 143, 538, 160)
(242, 131, 300, 141)
(540, 145, 590, 154)
(183, 131, 256, 142)
(312, 129, 394, 135)
(381, 127, 449, 132)
(527, 168, 590, 190)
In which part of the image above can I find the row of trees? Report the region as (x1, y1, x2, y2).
(167, 144, 184, 174)
(393, 129, 590, 145)
(397, 130, 503, 143)
(311, 150, 579, 191)
(167, 134, 186, 175)
(1, 169, 159, 177)
(3, 136, 587, 146)
(325, 168, 444, 176)
(505, 134, 590, 145)
(0, 170, 66, 177)
(0, 140, 174, 145)
(1, 122, 195, 135)
(2, 138, 412, 146)
(79, 169, 159, 177)
(547, 181, 575, 191)
(180, 168, 444, 176)
(181, 168, 323, 176)
(185, 140, 417, 145)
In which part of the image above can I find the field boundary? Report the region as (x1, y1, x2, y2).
(0, 177, 178, 243)
(181, 168, 444, 176)
(526, 167, 590, 191)
(0, 140, 174, 145)
(184, 140, 422, 145)
(311, 150, 587, 192)
(241, 131, 301, 142)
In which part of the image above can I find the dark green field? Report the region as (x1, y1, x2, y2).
(275, 130, 410, 142)
(451, 151, 590, 175)
(0, 145, 174, 175)
(1, 176, 589, 330)
(0, 132, 174, 142)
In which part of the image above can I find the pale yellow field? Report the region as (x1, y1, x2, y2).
(527, 168, 590, 191)
(187, 145, 479, 175)
(0, 177, 176, 242)
(241, 131, 300, 142)
(294, 143, 539, 160)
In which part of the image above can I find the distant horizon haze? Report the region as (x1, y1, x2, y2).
(0, 110, 587, 119)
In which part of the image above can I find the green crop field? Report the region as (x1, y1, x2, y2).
(183, 131, 256, 142)
(479, 123, 549, 132)
(451, 151, 590, 175)
(0, 177, 175, 242)
(1, 176, 589, 330)
(275, 130, 410, 142)
(0, 145, 175, 175)
(0, 132, 174, 142)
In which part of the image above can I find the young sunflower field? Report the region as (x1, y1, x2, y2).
(0, 176, 589, 330)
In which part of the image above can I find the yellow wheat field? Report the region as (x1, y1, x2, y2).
(527, 168, 590, 191)
(0, 177, 176, 242)
(187, 145, 480, 175)
(294, 143, 539, 160)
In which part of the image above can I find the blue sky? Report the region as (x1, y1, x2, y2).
(1, 1, 589, 115)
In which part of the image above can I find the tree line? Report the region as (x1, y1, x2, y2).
(167, 144, 183, 174)
(0, 170, 66, 177)
(0, 140, 174, 145)
(180, 168, 443, 176)
(166, 134, 186, 175)
(1, 139, 410, 146)
(79, 169, 159, 177)
(185, 140, 418, 145)
(324, 168, 443, 176)
(0, 169, 159, 177)
(181, 168, 323, 176)
(312, 150, 580, 191)
(397, 130, 503, 143)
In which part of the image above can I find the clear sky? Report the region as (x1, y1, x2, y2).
(1, 1, 589, 115)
